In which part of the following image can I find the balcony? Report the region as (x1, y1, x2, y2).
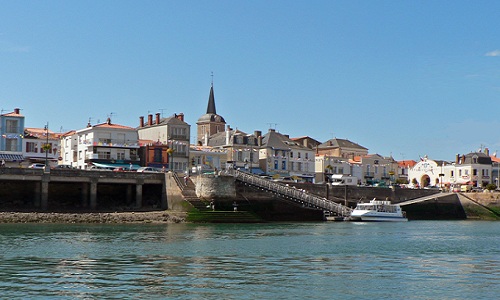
(82, 139, 139, 148)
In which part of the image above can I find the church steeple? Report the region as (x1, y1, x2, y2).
(206, 85, 216, 114)
(197, 79, 227, 146)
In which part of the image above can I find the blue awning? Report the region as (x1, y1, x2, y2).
(0, 154, 24, 161)
(92, 162, 141, 170)
(250, 168, 265, 175)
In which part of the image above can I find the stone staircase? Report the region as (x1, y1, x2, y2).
(179, 175, 263, 223)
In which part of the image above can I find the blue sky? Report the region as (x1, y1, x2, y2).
(1, 0, 499, 161)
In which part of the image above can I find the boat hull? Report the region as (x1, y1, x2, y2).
(349, 211, 408, 222)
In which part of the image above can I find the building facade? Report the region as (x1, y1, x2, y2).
(23, 127, 61, 167)
(63, 118, 140, 169)
(0, 108, 25, 166)
(260, 129, 315, 182)
(137, 112, 190, 172)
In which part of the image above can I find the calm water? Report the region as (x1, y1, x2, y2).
(0, 221, 498, 299)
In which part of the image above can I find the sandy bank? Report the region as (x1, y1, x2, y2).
(0, 211, 187, 224)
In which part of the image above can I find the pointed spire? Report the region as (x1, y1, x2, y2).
(206, 85, 216, 114)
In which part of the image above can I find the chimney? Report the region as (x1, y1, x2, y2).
(148, 114, 153, 126)
(485, 148, 490, 156)
(254, 130, 262, 138)
(456, 154, 459, 164)
(156, 113, 160, 125)
(106, 117, 111, 125)
(258, 136, 262, 147)
(14, 108, 20, 114)
(176, 113, 184, 122)
(139, 116, 144, 128)
(226, 126, 230, 145)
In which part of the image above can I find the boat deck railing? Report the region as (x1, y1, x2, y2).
(232, 169, 353, 218)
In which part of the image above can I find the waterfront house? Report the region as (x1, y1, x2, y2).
(0, 108, 25, 167)
(260, 128, 315, 182)
(396, 160, 417, 184)
(189, 144, 227, 174)
(137, 112, 190, 172)
(59, 130, 78, 168)
(351, 154, 398, 186)
(23, 127, 62, 168)
(206, 125, 261, 173)
(65, 118, 140, 170)
(317, 138, 368, 159)
(443, 152, 493, 188)
(315, 154, 360, 184)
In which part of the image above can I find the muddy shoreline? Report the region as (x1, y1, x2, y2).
(0, 211, 187, 224)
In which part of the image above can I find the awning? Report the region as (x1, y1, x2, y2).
(92, 162, 141, 170)
(0, 154, 24, 161)
(250, 168, 265, 175)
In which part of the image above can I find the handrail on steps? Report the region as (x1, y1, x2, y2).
(232, 169, 352, 217)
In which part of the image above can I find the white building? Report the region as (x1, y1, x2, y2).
(62, 118, 140, 169)
(408, 152, 492, 189)
(23, 127, 61, 168)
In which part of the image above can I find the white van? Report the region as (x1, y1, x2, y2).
(330, 174, 358, 186)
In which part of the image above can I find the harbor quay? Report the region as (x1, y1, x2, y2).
(0, 168, 498, 222)
(0, 168, 166, 212)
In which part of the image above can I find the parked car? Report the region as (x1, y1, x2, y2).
(136, 167, 159, 173)
(113, 167, 126, 172)
(28, 163, 45, 169)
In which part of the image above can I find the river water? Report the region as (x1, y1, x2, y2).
(0, 221, 498, 299)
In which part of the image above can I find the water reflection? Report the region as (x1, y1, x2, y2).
(0, 222, 498, 299)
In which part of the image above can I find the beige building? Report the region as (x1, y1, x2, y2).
(137, 112, 190, 172)
(317, 138, 368, 159)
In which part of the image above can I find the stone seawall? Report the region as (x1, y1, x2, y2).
(195, 175, 236, 200)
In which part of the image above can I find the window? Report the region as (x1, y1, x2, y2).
(298, 152, 301, 159)
(305, 153, 308, 159)
(297, 162, 302, 171)
(450, 170, 454, 177)
(153, 148, 162, 163)
(459, 169, 462, 176)
(26, 142, 38, 153)
(97, 150, 111, 159)
(6, 120, 18, 133)
(473, 169, 477, 176)
(6, 139, 18, 151)
(274, 160, 278, 169)
(290, 162, 294, 171)
(237, 151, 243, 162)
(282, 160, 286, 170)
(249, 151, 254, 162)
(117, 150, 125, 160)
(339, 167, 344, 174)
(290, 152, 293, 158)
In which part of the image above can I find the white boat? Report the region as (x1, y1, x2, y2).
(349, 198, 408, 222)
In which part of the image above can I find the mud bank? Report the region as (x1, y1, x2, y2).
(0, 211, 187, 224)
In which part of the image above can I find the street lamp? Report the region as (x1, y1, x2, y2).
(43, 122, 49, 172)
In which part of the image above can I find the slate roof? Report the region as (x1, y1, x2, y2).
(207, 129, 248, 147)
(261, 129, 307, 150)
(318, 138, 367, 150)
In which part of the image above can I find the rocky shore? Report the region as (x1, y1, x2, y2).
(0, 211, 187, 224)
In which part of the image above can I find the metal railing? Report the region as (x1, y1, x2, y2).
(232, 169, 352, 217)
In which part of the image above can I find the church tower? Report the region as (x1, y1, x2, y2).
(196, 83, 226, 145)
